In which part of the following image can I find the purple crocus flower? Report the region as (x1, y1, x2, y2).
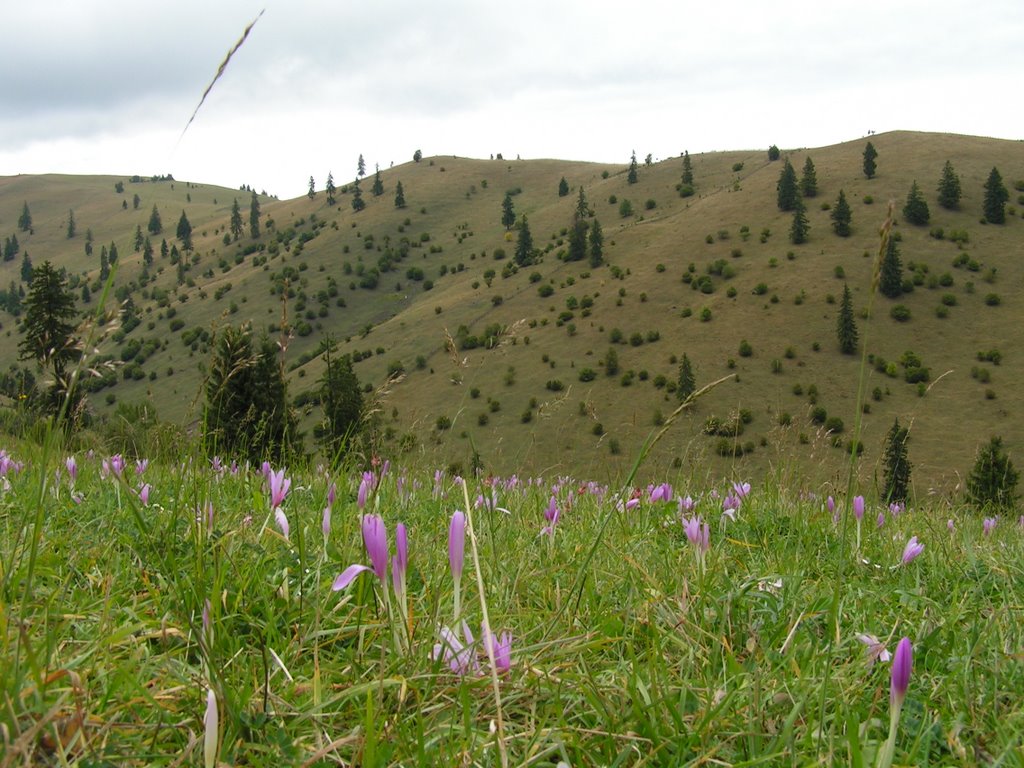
(732, 481, 751, 499)
(483, 625, 513, 674)
(683, 516, 710, 553)
(721, 494, 740, 521)
(678, 495, 695, 515)
(431, 622, 478, 676)
(321, 506, 332, 538)
(274, 508, 290, 540)
(135, 459, 149, 476)
(853, 495, 865, 521)
(109, 454, 125, 478)
(947, 519, 955, 533)
(891, 637, 912, 705)
(856, 633, 891, 666)
(877, 511, 886, 528)
(826, 495, 835, 515)
(65, 456, 78, 485)
(267, 468, 290, 510)
(649, 483, 673, 504)
(983, 517, 997, 536)
(138, 483, 152, 506)
(901, 536, 924, 564)
(204, 688, 219, 768)
(332, 514, 389, 591)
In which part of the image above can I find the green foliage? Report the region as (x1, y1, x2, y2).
(394, 181, 406, 209)
(767, 144, 780, 161)
(776, 159, 798, 211)
(204, 324, 295, 463)
(618, 199, 634, 218)
(627, 150, 638, 184)
(966, 436, 1019, 510)
(176, 210, 193, 252)
(325, 172, 336, 205)
(501, 192, 516, 230)
(372, 168, 384, 197)
(317, 346, 364, 455)
(902, 180, 930, 225)
(789, 196, 809, 244)
(677, 353, 695, 401)
(17, 201, 32, 232)
(558, 177, 569, 197)
(566, 219, 588, 262)
(937, 160, 961, 209)
(514, 215, 535, 267)
(800, 157, 818, 197)
(249, 191, 261, 238)
(983, 166, 1009, 224)
(882, 418, 912, 504)
(863, 141, 878, 179)
(879, 236, 903, 298)
(307, 175, 316, 200)
(836, 283, 858, 354)
(351, 180, 365, 212)
(18, 261, 80, 412)
(681, 150, 694, 187)
(588, 218, 604, 268)
(147, 204, 162, 235)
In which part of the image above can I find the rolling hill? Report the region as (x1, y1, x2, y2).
(1, 131, 1022, 493)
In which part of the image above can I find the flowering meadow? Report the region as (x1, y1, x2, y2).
(1, 443, 1023, 766)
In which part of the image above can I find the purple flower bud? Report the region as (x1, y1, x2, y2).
(901, 535, 924, 564)
(853, 495, 865, 521)
(204, 688, 219, 768)
(983, 517, 997, 536)
(448, 510, 466, 580)
(826, 495, 835, 515)
(891, 636, 912, 705)
(362, 514, 389, 584)
(322, 506, 331, 538)
(267, 468, 290, 509)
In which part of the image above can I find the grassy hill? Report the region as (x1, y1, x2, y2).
(1, 131, 1022, 491)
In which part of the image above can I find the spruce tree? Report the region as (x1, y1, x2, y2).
(18, 261, 80, 410)
(501, 192, 516, 230)
(575, 187, 588, 220)
(767, 145, 780, 161)
(325, 172, 336, 205)
(882, 418, 912, 504)
(307, 175, 316, 200)
(863, 141, 878, 179)
(777, 159, 798, 211)
(249, 191, 261, 238)
(677, 354, 695, 401)
(789, 195, 809, 244)
(558, 177, 569, 197)
(318, 344, 364, 454)
(983, 166, 1008, 224)
(879, 236, 903, 298)
(372, 166, 384, 197)
(18, 202, 32, 232)
(966, 436, 1019, 510)
(837, 283, 858, 354)
(394, 181, 406, 209)
(567, 219, 588, 262)
(176, 210, 193, 252)
(351, 180, 365, 212)
(147, 204, 162, 235)
(229, 198, 244, 240)
(831, 189, 852, 236)
(681, 151, 694, 186)
(937, 160, 962, 210)
(514, 215, 534, 267)
(133, 224, 144, 252)
(627, 150, 638, 184)
(902, 180, 930, 225)
(357, 154, 366, 178)
(588, 218, 604, 268)
(800, 157, 818, 197)
(20, 253, 33, 283)
(66, 209, 76, 239)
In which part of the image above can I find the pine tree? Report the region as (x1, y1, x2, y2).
(789, 195, 809, 244)
(18, 261, 80, 410)
(501, 192, 516, 230)
(800, 157, 818, 197)
(902, 180, 930, 225)
(627, 150, 638, 184)
(371, 166, 384, 197)
(357, 154, 366, 178)
(882, 418, 912, 504)
(325, 172, 336, 206)
(588, 218, 604, 268)
(249, 191, 261, 238)
(863, 141, 878, 179)
(108, 242, 118, 264)
(558, 177, 569, 197)
(18, 202, 32, 232)
(176, 210, 193, 252)
(132, 193, 141, 210)
(394, 181, 406, 209)
(831, 189, 852, 236)
(677, 354, 695, 401)
(879, 236, 903, 298)
(514, 215, 534, 267)
(317, 344, 364, 454)
(983, 166, 1009, 224)
(777, 159, 798, 211)
(143, 237, 154, 265)
(84, 229, 92, 256)
(567, 219, 588, 262)
(966, 436, 1019, 510)
(20, 253, 33, 283)
(205, 325, 295, 463)
(351, 180, 365, 212)
(229, 198, 244, 240)
(937, 160, 962, 210)
(66, 209, 76, 239)
(133, 224, 144, 252)
(147, 204, 162, 235)
(413, 149, 422, 163)
(836, 283, 858, 354)
(307, 175, 316, 200)
(767, 145, 781, 161)
(681, 151, 694, 186)
(575, 187, 588, 221)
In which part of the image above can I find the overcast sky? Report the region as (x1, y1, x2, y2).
(1, 0, 1021, 200)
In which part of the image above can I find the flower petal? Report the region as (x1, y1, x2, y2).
(332, 564, 372, 591)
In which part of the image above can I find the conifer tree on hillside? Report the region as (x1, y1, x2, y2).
(627, 150, 638, 184)
(351, 179, 365, 212)
(937, 160, 962, 209)
(800, 157, 818, 197)
(558, 177, 569, 197)
(229, 198, 244, 240)
(317, 343, 364, 455)
(575, 187, 588, 220)
(132, 193, 141, 210)
(249, 191, 261, 238)
(307, 176, 316, 200)
(21, 253, 33, 284)
(902, 180, 930, 225)
(789, 195, 809, 244)
(143, 237, 154, 265)
(133, 225, 144, 252)
(983, 166, 1009, 224)
(767, 144, 780, 161)
(588, 218, 604, 268)
(966, 436, 1019, 510)
(394, 181, 406, 209)
(372, 166, 384, 197)
(66, 209, 76, 239)
(18, 202, 32, 232)
(501, 192, 516, 230)
(18, 261, 80, 412)
(677, 354, 695, 401)
(176, 211, 193, 252)
(882, 418, 912, 504)
(567, 219, 588, 262)
(357, 154, 366, 178)
(681, 151, 693, 186)
(831, 189, 852, 236)
(514, 214, 535, 267)
(147, 204, 163, 235)
(836, 283, 858, 354)
(777, 159, 798, 211)
(879, 236, 903, 298)
(325, 172, 336, 206)
(863, 141, 878, 179)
